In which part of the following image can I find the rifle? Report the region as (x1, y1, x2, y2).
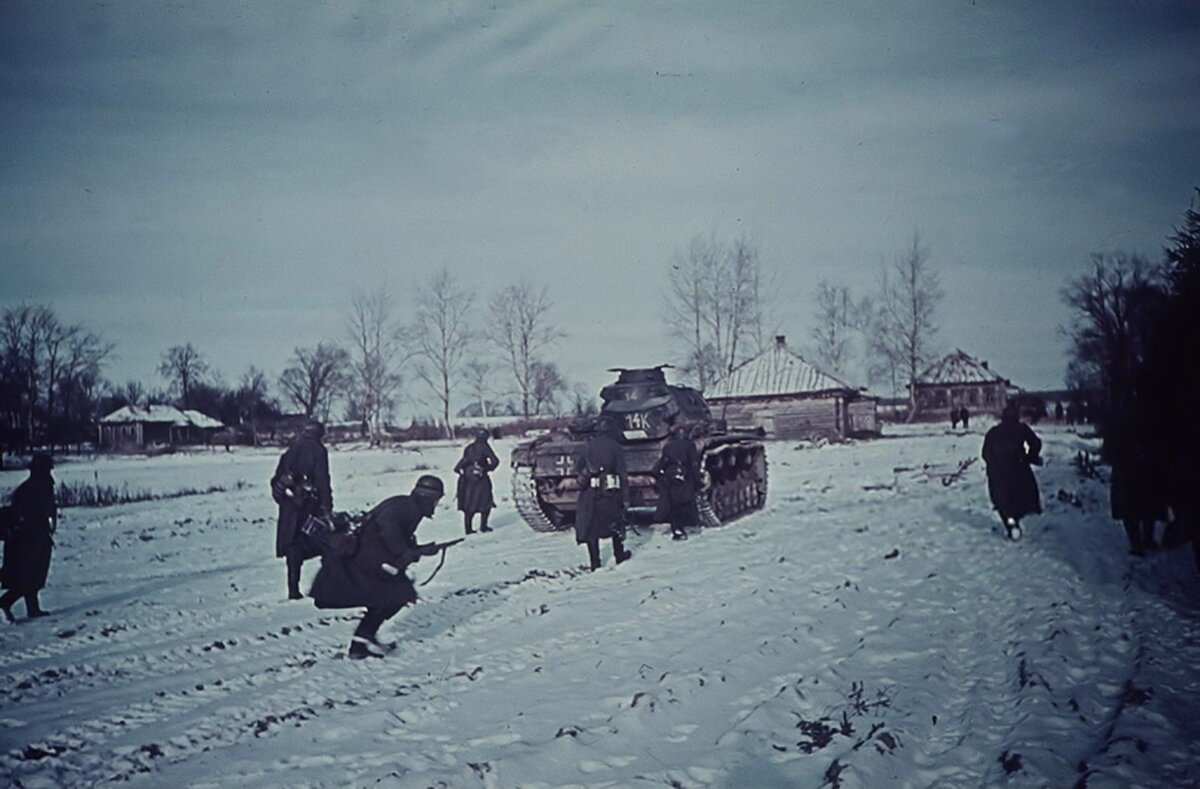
(418, 538, 464, 586)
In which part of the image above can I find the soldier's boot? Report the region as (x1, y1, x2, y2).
(613, 536, 632, 565)
(464, 514, 475, 535)
(479, 513, 493, 533)
(25, 593, 48, 617)
(672, 529, 688, 541)
(0, 590, 18, 624)
(347, 638, 375, 660)
(363, 633, 397, 654)
(587, 540, 603, 571)
(286, 557, 304, 600)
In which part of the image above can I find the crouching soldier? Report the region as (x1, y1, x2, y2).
(575, 416, 631, 570)
(309, 475, 446, 660)
(654, 423, 701, 541)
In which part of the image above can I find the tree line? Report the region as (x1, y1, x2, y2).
(0, 272, 575, 457)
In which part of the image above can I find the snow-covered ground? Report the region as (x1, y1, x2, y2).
(2, 425, 1198, 788)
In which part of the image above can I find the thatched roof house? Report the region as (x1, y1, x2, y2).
(910, 349, 1012, 420)
(706, 336, 878, 440)
(98, 405, 224, 450)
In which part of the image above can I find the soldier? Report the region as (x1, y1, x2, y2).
(1, 453, 57, 622)
(982, 403, 1043, 540)
(950, 407, 960, 430)
(271, 419, 333, 600)
(574, 416, 631, 570)
(1107, 401, 1167, 557)
(654, 423, 702, 541)
(960, 406, 970, 430)
(309, 475, 446, 660)
(454, 429, 499, 535)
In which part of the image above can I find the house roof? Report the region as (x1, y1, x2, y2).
(707, 337, 861, 400)
(100, 405, 223, 428)
(915, 349, 1009, 386)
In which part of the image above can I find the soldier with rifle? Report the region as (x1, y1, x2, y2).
(574, 416, 632, 570)
(309, 475, 458, 660)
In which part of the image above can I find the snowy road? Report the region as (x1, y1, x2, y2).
(2, 426, 1198, 787)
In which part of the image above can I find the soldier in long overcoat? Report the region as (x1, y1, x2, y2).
(454, 429, 499, 534)
(1, 453, 57, 622)
(309, 475, 445, 659)
(982, 403, 1043, 540)
(1106, 404, 1168, 556)
(271, 420, 333, 600)
(653, 423, 702, 541)
(574, 416, 631, 570)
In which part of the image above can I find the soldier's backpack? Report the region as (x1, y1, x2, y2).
(301, 511, 363, 558)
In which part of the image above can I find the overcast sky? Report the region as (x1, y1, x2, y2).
(2, 1, 1198, 415)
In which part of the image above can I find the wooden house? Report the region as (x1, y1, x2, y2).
(98, 405, 224, 450)
(706, 336, 878, 440)
(910, 349, 1011, 421)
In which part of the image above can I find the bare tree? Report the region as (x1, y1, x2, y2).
(664, 234, 770, 390)
(569, 381, 597, 417)
(1060, 252, 1163, 419)
(236, 366, 271, 445)
(279, 342, 349, 420)
(462, 359, 493, 419)
(488, 281, 564, 420)
(413, 269, 475, 437)
(345, 288, 409, 444)
(870, 232, 943, 420)
(159, 343, 209, 408)
(530, 360, 566, 415)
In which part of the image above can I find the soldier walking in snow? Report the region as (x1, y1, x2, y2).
(1, 453, 57, 622)
(271, 419, 333, 600)
(653, 423, 702, 541)
(454, 429, 499, 535)
(575, 416, 632, 570)
(982, 403, 1043, 541)
(309, 475, 447, 659)
(1106, 400, 1168, 557)
(960, 406, 970, 429)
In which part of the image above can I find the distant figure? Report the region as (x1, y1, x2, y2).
(1, 453, 57, 622)
(982, 403, 1043, 541)
(950, 408, 960, 430)
(1054, 401, 1065, 423)
(959, 406, 970, 430)
(309, 475, 445, 660)
(575, 416, 631, 570)
(454, 429, 499, 535)
(271, 419, 332, 600)
(654, 423, 702, 541)
(1107, 405, 1167, 557)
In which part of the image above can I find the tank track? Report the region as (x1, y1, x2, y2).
(511, 464, 562, 532)
(696, 443, 769, 527)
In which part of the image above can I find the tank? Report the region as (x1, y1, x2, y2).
(510, 366, 768, 532)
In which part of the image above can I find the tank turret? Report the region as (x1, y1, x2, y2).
(511, 366, 767, 531)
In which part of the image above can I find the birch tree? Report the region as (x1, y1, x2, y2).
(488, 281, 563, 420)
(346, 288, 409, 444)
(664, 234, 770, 390)
(870, 232, 943, 419)
(413, 269, 475, 437)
